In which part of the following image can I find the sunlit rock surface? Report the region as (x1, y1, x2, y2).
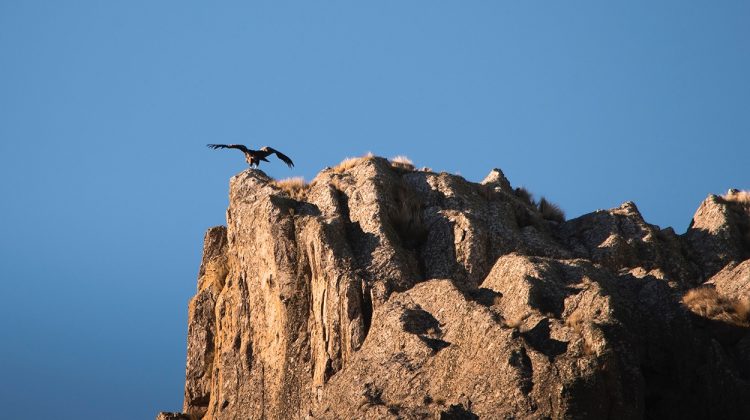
(160, 158, 750, 419)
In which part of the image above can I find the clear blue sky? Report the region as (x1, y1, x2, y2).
(0, 2, 747, 418)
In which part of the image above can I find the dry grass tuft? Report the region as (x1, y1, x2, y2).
(565, 310, 595, 355)
(514, 187, 535, 208)
(331, 152, 374, 174)
(565, 310, 585, 331)
(538, 197, 566, 223)
(272, 177, 309, 201)
(723, 189, 750, 205)
(390, 155, 415, 172)
(511, 186, 565, 224)
(682, 287, 750, 327)
(511, 187, 536, 228)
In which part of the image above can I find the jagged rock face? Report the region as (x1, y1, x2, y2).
(172, 158, 750, 419)
(709, 260, 750, 297)
(183, 226, 227, 417)
(315, 260, 647, 419)
(480, 168, 512, 193)
(686, 194, 750, 279)
(557, 202, 700, 288)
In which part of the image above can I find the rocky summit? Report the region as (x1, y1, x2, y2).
(158, 156, 750, 419)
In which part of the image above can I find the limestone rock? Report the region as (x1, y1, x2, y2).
(164, 158, 750, 419)
(183, 226, 227, 417)
(313, 278, 639, 419)
(686, 194, 750, 279)
(558, 201, 699, 288)
(480, 168, 512, 192)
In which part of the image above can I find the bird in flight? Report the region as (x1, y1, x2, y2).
(207, 144, 294, 168)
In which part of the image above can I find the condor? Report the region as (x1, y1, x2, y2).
(207, 144, 294, 168)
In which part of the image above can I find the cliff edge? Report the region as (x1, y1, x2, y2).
(159, 157, 750, 419)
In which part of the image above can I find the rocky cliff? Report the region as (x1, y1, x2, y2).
(159, 157, 750, 419)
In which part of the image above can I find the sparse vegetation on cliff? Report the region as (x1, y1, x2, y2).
(272, 176, 309, 201)
(332, 153, 374, 173)
(538, 197, 565, 223)
(512, 187, 565, 223)
(682, 286, 750, 327)
(513, 186, 535, 208)
(723, 189, 750, 205)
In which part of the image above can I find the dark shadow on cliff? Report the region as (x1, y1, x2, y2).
(401, 307, 451, 353)
(716, 195, 750, 254)
(332, 186, 379, 272)
(686, 311, 750, 380)
(462, 287, 501, 307)
(401, 307, 441, 334)
(329, 186, 380, 341)
(525, 258, 585, 318)
(521, 318, 567, 360)
(439, 404, 479, 420)
(596, 271, 750, 419)
(684, 225, 750, 281)
(269, 194, 322, 217)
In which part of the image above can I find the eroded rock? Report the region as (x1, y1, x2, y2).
(686, 194, 750, 279)
(164, 159, 750, 420)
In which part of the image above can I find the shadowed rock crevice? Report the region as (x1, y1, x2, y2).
(439, 404, 479, 420)
(165, 162, 750, 420)
(508, 346, 534, 394)
(389, 183, 429, 253)
(360, 280, 373, 346)
(329, 185, 377, 345)
(333, 186, 378, 275)
(520, 318, 568, 360)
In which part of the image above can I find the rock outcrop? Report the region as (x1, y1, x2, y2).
(159, 157, 750, 419)
(686, 193, 750, 279)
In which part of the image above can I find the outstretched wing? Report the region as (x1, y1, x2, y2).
(207, 144, 250, 153)
(261, 146, 294, 168)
